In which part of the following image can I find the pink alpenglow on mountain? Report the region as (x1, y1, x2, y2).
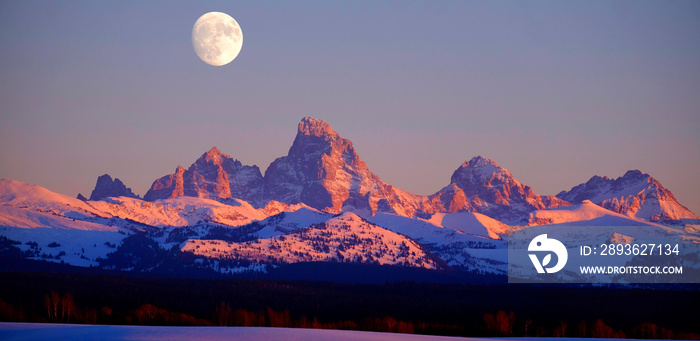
(182, 212, 440, 269)
(427, 183, 472, 213)
(262, 117, 436, 217)
(144, 166, 187, 200)
(435, 156, 570, 222)
(96, 117, 696, 227)
(557, 170, 699, 224)
(2, 115, 700, 276)
(522, 200, 665, 227)
(144, 147, 263, 205)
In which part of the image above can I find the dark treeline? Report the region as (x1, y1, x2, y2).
(0, 271, 699, 339)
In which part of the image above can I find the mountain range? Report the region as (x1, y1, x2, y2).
(81, 117, 699, 225)
(1, 117, 698, 279)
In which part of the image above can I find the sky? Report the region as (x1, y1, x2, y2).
(1, 1, 699, 214)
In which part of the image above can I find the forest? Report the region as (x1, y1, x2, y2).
(0, 269, 699, 339)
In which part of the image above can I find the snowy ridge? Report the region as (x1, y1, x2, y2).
(426, 212, 509, 240)
(0, 179, 296, 269)
(520, 200, 666, 227)
(89, 196, 266, 228)
(0, 207, 128, 267)
(366, 212, 507, 273)
(0, 180, 145, 266)
(248, 207, 331, 239)
(0, 179, 108, 219)
(182, 212, 440, 269)
(1, 176, 698, 276)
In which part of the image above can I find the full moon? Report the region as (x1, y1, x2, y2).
(192, 12, 242, 66)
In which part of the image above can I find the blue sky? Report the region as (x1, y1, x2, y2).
(1, 1, 699, 213)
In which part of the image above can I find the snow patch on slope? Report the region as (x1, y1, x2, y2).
(251, 207, 331, 239)
(0, 179, 107, 219)
(0, 206, 127, 266)
(426, 212, 509, 239)
(182, 212, 439, 269)
(89, 196, 266, 228)
(521, 200, 664, 227)
(366, 212, 507, 273)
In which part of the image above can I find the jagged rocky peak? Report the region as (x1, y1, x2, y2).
(200, 146, 227, 164)
(144, 166, 186, 201)
(186, 147, 233, 200)
(263, 117, 433, 217)
(76, 193, 88, 201)
(287, 117, 356, 161)
(450, 156, 520, 197)
(557, 170, 657, 205)
(428, 183, 472, 213)
(452, 156, 506, 183)
(144, 147, 263, 205)
(298, 116, 337, 138)
(264, 117, 371, 212)
(617, 170, 653, 188)
(88, 174, 140, 201)
(557, 170, 699, 224)
(556, 175, 607, 203)
(443, 156, 570, 222)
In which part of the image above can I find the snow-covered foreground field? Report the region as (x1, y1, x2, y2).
(0, 323, 616, 341)
(1, 323, 476, 341)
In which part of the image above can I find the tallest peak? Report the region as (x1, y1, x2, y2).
(298, 117, 336, 137)
(464, 155, 500, 168)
